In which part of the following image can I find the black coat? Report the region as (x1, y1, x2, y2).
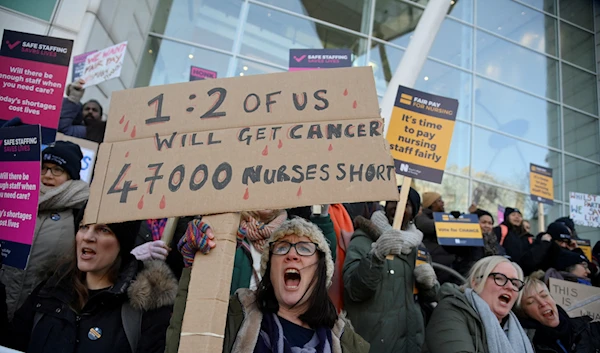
(494, 224, 535, 264)
(0, 259, 177, 353)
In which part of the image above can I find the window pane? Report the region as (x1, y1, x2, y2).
(472, 127, 561, 199)
(518, 0, 556, 15)
(257, 0, 373, 34)
(233, 58, 285, 77)
(135, 37, 231, 88)
(414, 174, 470, 213)
(369, 42, 404, 95)
(373, 7, 473, 69)
(150, 0, 241, 52)
(474, 77, 560, 148)
(559, 0, 593, 31)
(404, 0, 474, 23)
(477, 0, 557, 56)
(445, 122, 471, 177)
(565, 156, 600, 200)
(241, 5, 367, 68)
(563, 108, 600, 162)
(0, 0, 57, 21)
(414, 60, 472, 121)
(562, 64, 598, 115)
(560, 22, 595, 72)
(476, 30, 559, 100)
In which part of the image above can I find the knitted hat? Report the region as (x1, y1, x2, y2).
(547, 222, 572, 242)
(555, 217, 578, 239)
(42, 141, 83, 180)
(398, 186, 421, 220)
(260, 217, 334, 288)
(554, 249, 589, 272)
(503, 207, 521, 222)
(422, 192, 441, 209)
(474, 209, 494, 223)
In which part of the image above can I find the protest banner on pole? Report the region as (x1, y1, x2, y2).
(498, 205, 505, 224)
(0, 124, 41, 269)
(288, 49, 352, 71)
(79, 41, 127, 88)
(529, 163, 553, 232)
(189, 66, 217, 81)
(433, 213, 483, 246)
(0, 30, 73, 144)
(83, 67, 399, 352)
(55, 132, 98, 183)
(72, 50, 97, 82)
(549, 277, 600, 321)
(570, 192, 600, 228)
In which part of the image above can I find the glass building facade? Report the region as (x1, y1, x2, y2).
(136, 0, 600, 241)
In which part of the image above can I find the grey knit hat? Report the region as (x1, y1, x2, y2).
(260, 217, 334, 288)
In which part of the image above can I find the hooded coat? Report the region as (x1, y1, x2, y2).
(222, 288, 369, 353)
(0, 259, 177, 353)
(343, 216, 438, 353)
(1, 180, 89, 319)
(493, 222, 534, 265)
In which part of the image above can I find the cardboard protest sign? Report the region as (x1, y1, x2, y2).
(72, 50, 97, 82)
(0, 124, 41, 269)
(84, 66, 398, 224)
(433, 212, 483, 246)
(575, 239, 592, 261)
(570, 192, 600, 228)
(189, 66, 217, 81)
(55, 133, 98, 183)
(0, 30, 73, 144)
(386, 86, 458, 184)
(529, 163, 553, 205)
(549, 278, 600, 321)
(80, 42, 127, 88)
(289, 49, 352, 71)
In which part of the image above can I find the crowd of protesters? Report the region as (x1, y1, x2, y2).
(1, 84, 600, 353)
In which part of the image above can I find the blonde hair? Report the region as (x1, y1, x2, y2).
(514, 271, 547, 316)
(466, 256, 524, 297)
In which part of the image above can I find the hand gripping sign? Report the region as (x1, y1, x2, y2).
(83, 67, 399, 352)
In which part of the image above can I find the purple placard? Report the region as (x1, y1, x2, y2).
(289, 49, 352, 71)
(0, 124, 41, 269)
(72, 50, 97, 81)
(189, 66, 217, 81)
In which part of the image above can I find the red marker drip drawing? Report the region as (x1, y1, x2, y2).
(159, 195, 166, 209)
(328, 144, 333, 151)
(352, 100, 357, 109)
(124, 121, 129, 132)
(343, 89, 348, 96)
(125, 151, 129, 158)
(137, 195, 144, 210)
(243, 188, 250, 200)
(130, 126, 136, 138)
(278, 139, 283, 149)
(262, 145, 268, 156)
(119, 115, 125, 124)
(297, 186, 302, 197)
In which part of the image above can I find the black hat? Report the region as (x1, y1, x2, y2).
(75, 205, 141, 258)
(398, 186, 421, 220)
(555, 217, 578, 239)
(474, 209, 494, 223)
(547, 222, 572, 242)
(554, 249, 589, 272)
(503, 207, 521, 222)
(42, 141, 83, 180)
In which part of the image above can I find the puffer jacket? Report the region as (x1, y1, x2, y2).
(1, 180, 88, 319)
(0, 259, 177, 353)
(426, 283, 488, 353)
(343, 217, 438, 353)
(222, 288, 369, 353)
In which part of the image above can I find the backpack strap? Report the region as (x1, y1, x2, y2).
(121, 301, 143, 353)
(499, 224, 508, 246)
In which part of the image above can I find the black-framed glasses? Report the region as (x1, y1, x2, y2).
(486, 272, 525, 292)
(41, 165, 65, 177)
(270, 241, 317, 256)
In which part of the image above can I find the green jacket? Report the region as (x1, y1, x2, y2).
(229, 215, 337, 295)
(426, 283, 488, 353)
(222, 289, 369, 353)
(343, 217, 438, 353)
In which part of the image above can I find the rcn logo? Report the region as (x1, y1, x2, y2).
(399, 163, 409, 172)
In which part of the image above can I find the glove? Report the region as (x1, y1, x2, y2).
(400, 223, 423, 255)
(130, 240, 169, 261)
(414, 263, 437, 289)
(371, 210, 392, 233)
(67, 79, 85, 103)
(178, 220, 215, 267)
(370, 229, 404, 261)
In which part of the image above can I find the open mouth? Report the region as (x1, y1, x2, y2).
(498, 294, 511, 304)
(542, 309, 555, 319)
(81, 247, 96, 259)
(284, 268, 301, 289)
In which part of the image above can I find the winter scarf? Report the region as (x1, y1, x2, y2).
(240, 211, 287, 253)
(464, 288, 534, 353)
(255, 313, 332, 353)
(38, 180, 89, 212)
(148, 218, 168, 241)
(520, 306, 573, 353)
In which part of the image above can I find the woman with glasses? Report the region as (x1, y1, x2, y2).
(1, 141, 89, 320)
(515, 274, 600, 352)
(221, 217, 369, 353)
(426, 256, 534, 353)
